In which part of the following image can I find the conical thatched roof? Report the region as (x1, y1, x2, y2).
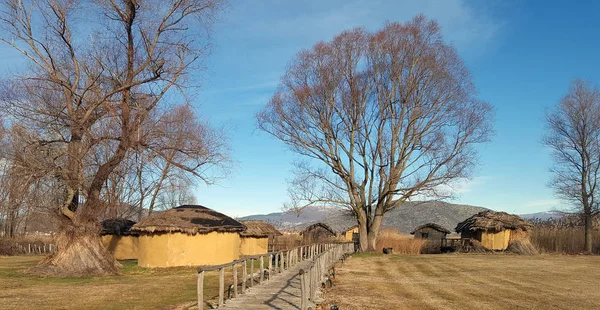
(131, 205, 245, 235)
(101, 218, 138, 236)
(455, 210, 533, 233)
(410, 223, 451, 235)
(239, 220, 282, 238)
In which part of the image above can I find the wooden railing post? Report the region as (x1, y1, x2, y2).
(250, 258, 254, 287)
(274, 253, 279, 275)
(197, 270, 205, 310)
(242, 259, 247, 293)
(268, 254, 273, 280)
(299, 269, 307, 310)
(233, 263, 238, 297)
(219, 267, 225, 307)
(260, 255, 264, 283)
(279, 252, 283, 273)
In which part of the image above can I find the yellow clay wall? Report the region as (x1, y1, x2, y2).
(101, 235, 139, 260)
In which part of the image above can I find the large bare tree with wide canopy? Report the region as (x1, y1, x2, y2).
(257, 16, 493, 251)
(0, 0, 227, 276)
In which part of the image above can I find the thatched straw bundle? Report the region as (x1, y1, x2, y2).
(101, 218, 138, 236)
(131, 205, 245, 235)
(239, 220, 282, 238)
(410, 223, 451, 235)
(456, 210, 533, 233)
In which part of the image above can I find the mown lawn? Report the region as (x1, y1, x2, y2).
(0, 255, 254, 310)
(324, 253, 600, 310)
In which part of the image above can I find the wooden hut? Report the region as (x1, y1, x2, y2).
(339, 225, 359, 242)
(130, 205, 245, 267)
(411, 223, 451, 241)
(301, 223, 337, 243)
(455, 210, 533, 251)
(239, 220, 282, 256)
(101, 218, 139, 260)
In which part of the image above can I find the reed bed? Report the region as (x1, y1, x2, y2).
(375, 228, 426, 254)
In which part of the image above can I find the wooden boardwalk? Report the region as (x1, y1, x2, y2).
(218, 259, 315, 310)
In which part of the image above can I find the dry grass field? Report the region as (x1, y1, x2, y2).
(0, 255, 258, 310)
(324, 253, 600, 310)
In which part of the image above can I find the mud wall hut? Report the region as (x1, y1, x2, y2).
(341, 225, 359, 242)
(130, 205, 245, 267)
(239, 220, 282, 256)
(455, 210, 533, 250)
(101, 218, 139, 260)
(301, 223, 337, 243)
(411, 223, 450, 242)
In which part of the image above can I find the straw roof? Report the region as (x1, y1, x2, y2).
(101, 218, 138, 236)
(239, 220, 282, 238)
(455, 210, 533, 233)
(410, 223, 451, 235)
(301, 222, 336, 236)
(131, 205, 245, 235)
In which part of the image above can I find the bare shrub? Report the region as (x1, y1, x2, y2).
(375, 228, 426, 254)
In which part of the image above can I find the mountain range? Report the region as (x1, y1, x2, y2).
(239, 202, 563, 234)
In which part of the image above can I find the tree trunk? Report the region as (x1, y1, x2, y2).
(584, 212, 593, 253)
(29, 218, 120, 276)
(366, 214, 383, 252)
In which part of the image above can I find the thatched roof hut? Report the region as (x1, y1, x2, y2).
(456, 211, 534, 251)
(301, 223, 338, 243)
(101, 218, 138, 236)
(131, 205, 246, 267)
(411, 223, 451, 235)
(239, 220, 282, 238)
(101, 218, 139, 260)
(238, 220, 281, 256)
(131, 205, 245, 235)
(455, 211, 533, 233)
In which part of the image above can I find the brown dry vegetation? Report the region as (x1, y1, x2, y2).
(375, 228, 426, 254)
(532, 227, 600, 254)
(324, 253, 600, 310)
(0, 256, 261, 310)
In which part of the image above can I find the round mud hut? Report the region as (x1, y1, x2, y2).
(131, 205, 245, 267)
(239, 220, 282, 256)
(101, 218, 139, 260)
(455, 210, 534, 251)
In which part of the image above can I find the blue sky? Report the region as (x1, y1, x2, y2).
(192, 0, 600, 216)
(2, 0, 600, 217)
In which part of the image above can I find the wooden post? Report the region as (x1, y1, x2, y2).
(197, 271, 205, 310)
(299, 269, 307, 310)
(233, 263, 238, 297)
(28, 244, 31, 254)
(279, 252, 283, 273)
(260, 255, 264, 283)
(250, 258, 254, 287)
(274, 253, 279, 275)
(242, 259, 247, 293)
(219, 267, 225, 307)
(268, 254, 272, 280)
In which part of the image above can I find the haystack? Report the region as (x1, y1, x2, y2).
(456, 210, 537, 253)
(131, 205, 245, 267)
(239, 220, 282, 255)
(101, 218, 139, 260)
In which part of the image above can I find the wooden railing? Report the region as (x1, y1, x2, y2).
(15, 243, 57, 255)
(298, 242, 355, 310)
(197, 243, 354, 309)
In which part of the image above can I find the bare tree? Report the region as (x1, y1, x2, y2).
(543, 80, 600, 253)
(257, 16, 493, 251)
(0, 0, 227, 275)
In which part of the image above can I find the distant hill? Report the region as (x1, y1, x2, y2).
(239, 201, 488, 234)
(519, 211, 565, 221)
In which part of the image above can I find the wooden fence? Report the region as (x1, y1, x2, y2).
(197, 242, 354, 309)
(15, 243, 57, 255)
(298, 242, 354, 310)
